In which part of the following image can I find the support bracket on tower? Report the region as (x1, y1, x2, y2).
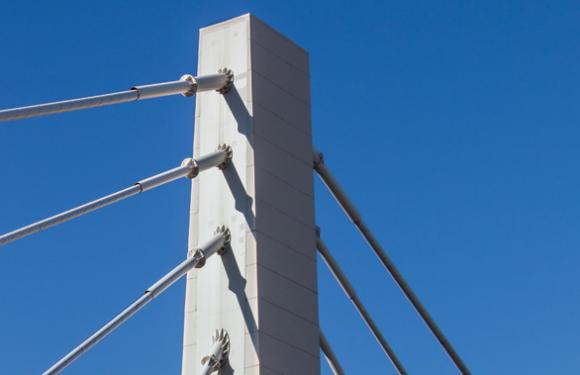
(200, 329, 231, 375)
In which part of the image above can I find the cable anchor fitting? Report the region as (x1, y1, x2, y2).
(313, 150, 325, 169)
(217, 68, 234, 94)
(214, 225, 231, 255)
(192, 226, 230, 268)
(217, 144, 233, 170)
(201, 329, 230, 374)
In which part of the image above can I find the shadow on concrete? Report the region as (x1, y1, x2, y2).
(221, 248, 260, 359)
(224, 85, 253, 142)
(223, 162, 256, 229)
(218, 85, 260, 371)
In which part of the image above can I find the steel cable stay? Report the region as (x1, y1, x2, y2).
(0, 14, 474, 374)
(0, 145, 232, 247)
(320, 330, 346, 375)
(313, 151, 471, 375)
(317, 237, 408, 375)
(0, 70, 233, 122)
(0, 56, 470, 373)
(43, 227, 231, 375)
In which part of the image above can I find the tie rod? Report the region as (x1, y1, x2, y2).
(0, 69, 233, 122)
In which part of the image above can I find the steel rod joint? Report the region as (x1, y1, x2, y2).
(43, 229, 230, 375)
(0, 71, 233, 122)
(0, 147, 232, 247)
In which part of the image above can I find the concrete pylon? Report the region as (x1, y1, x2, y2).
(182, 14, 319, 375)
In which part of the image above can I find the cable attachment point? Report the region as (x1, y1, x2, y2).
(180, 74, 197, 97)
(313, 150, 325, 169)
(181, 157, 199, 179)
(217, 144, 233, 170)
(217, 68, 234, 94)
(192, 248, 206, 268)
(201, 329, 230, 374)
(193, 226, 230, 268)
(214, 225, 231, 255)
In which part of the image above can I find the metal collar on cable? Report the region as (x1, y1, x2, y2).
(43, 227, 230, 375)
(0, 69, 234, 122)
(0, 145, 232, 247)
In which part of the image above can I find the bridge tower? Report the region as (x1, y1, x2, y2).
(182, 14, 320, 374)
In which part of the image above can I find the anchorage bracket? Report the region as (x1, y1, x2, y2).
(217, 144, 233, 170)
(192, 226, 231, 268)
(201, 329, 230, 374)
(217, 68, 234, 94)
(214, 225, 231, 255)
(313, 150, 325, 169)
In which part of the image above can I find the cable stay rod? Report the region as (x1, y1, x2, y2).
(313, 151, 471, 375)
(43, 227, 231, 375)
(0, 69, 233, 122)
(0, 146, 232, 247)
(320, 330, 346, 375)
(317, 237, 408, 375)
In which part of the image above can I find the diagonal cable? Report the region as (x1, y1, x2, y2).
(320, 330, 346, 375)
(0, 146, 231, 247)
(43, 227, 230, 375)
(314, 151, 471, 375)
(317, 237, 408, 375)
(0, 70, 233, 122)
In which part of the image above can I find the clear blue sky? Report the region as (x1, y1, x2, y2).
(1, 1, 579, 374)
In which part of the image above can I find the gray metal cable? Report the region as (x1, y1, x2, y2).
(0, 146, 231, 247)
(43, 228, 230, 375)
(320, 330, 346, 375)
(317, 238, 408, 375)
(314, 151, 471, 375)
(0, 71, 232, 122)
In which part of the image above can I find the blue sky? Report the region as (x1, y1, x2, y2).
(1, 1, 580, 374)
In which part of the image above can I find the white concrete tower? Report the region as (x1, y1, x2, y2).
(182, 14, 320, 375)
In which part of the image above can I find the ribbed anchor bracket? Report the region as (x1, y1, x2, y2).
(200, 329, 230, 374)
